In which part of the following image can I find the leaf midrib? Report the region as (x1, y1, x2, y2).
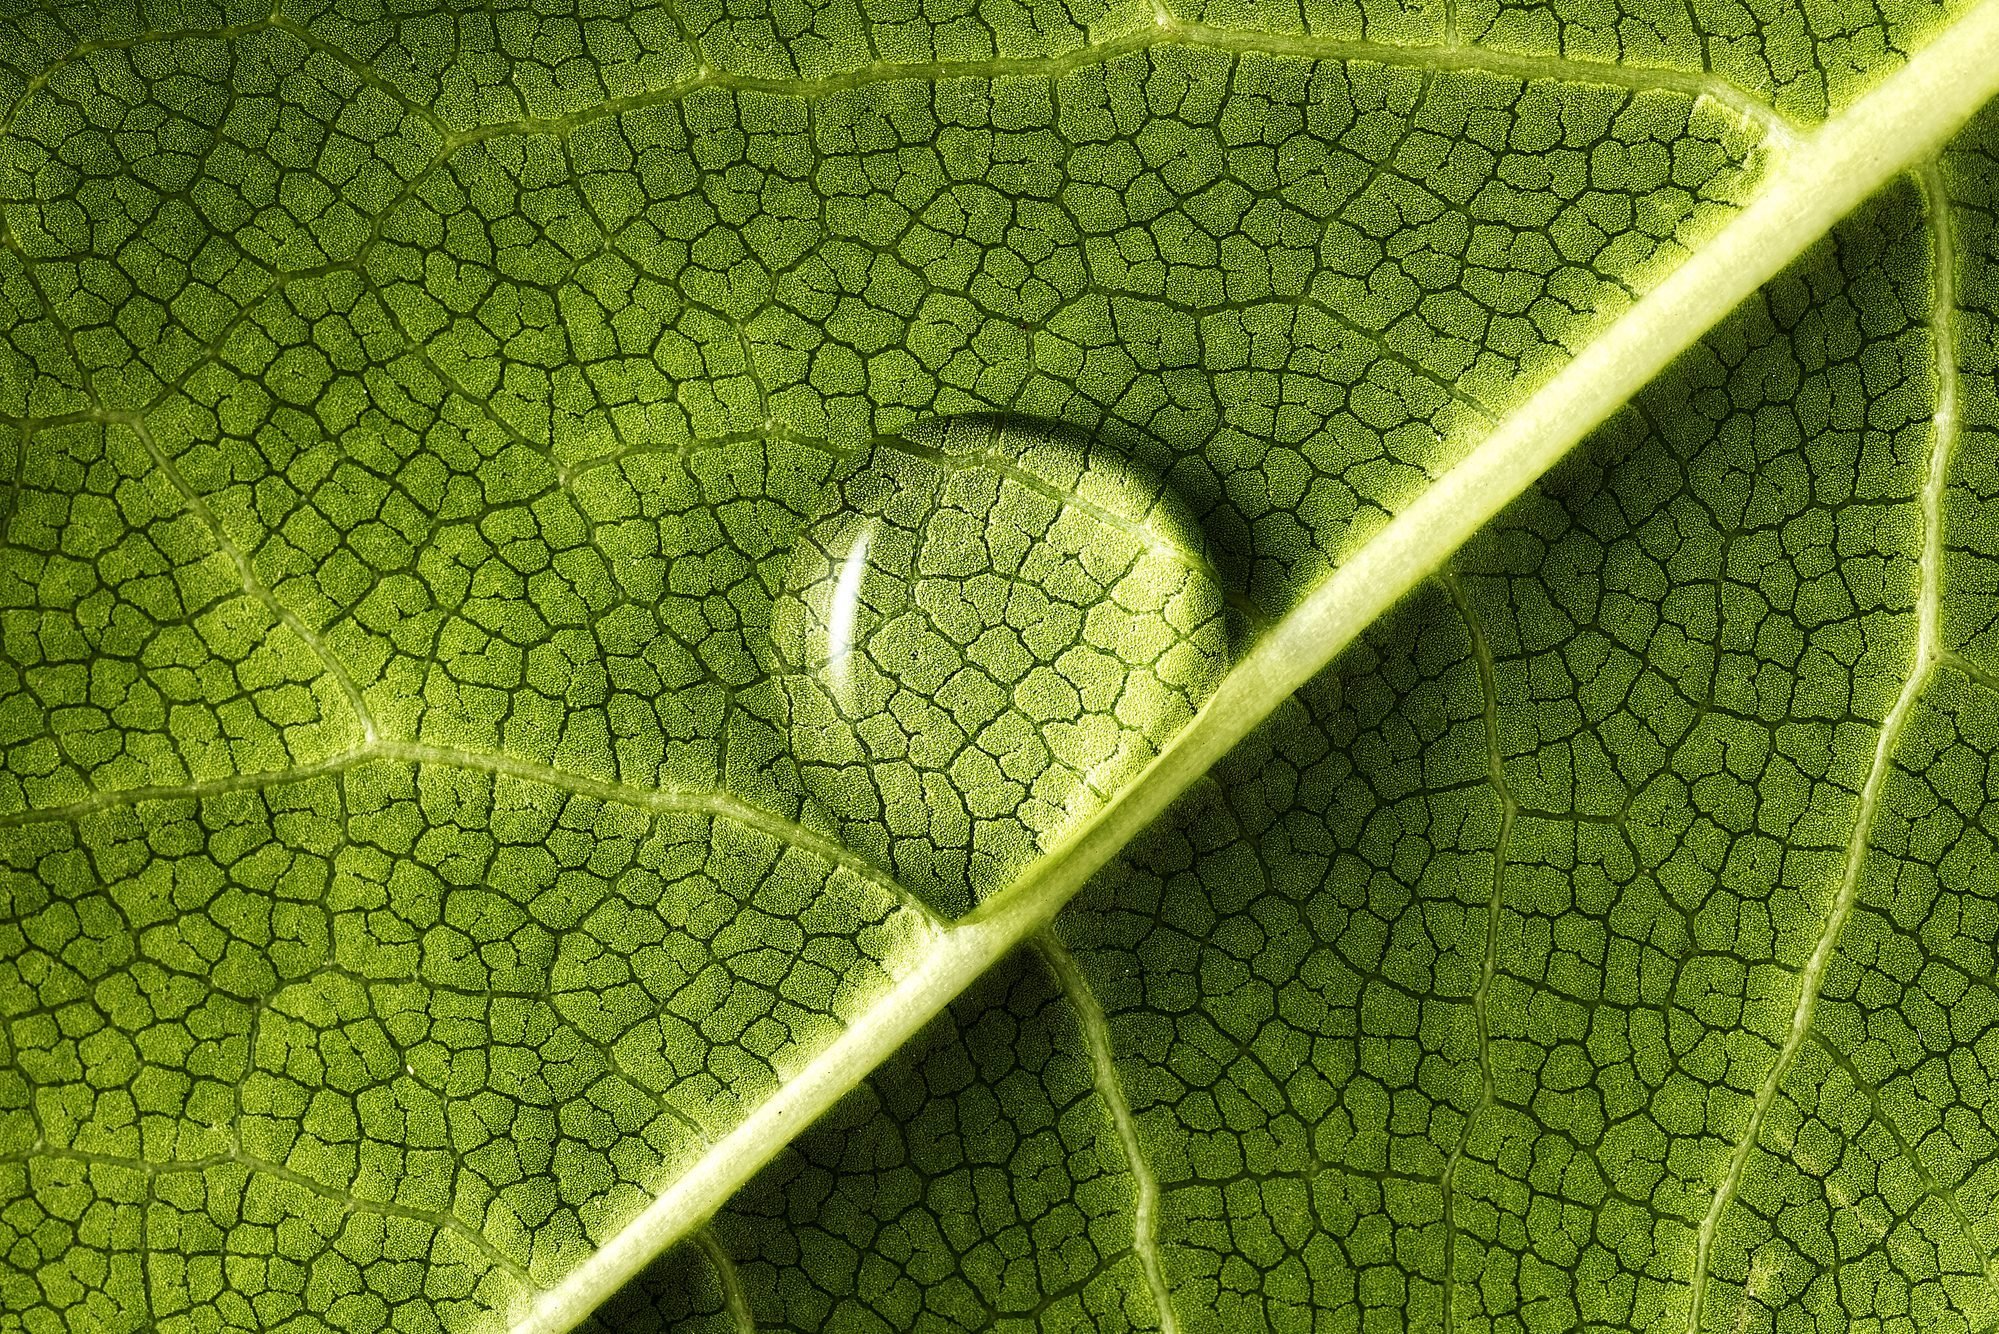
(512, 7, 1999, 1330)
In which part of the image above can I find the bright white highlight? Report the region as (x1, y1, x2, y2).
(825, 522, 876, 711)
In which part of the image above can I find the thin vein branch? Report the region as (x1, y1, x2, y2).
(0, 15, 1794, 165)
(0, 752, 364, 826)
(694, 1226, 757, 1334)
(0, 737, 945, 929)
(374, 740, 948, 930)
(1942, 650, 1999, 695)
(1685, 157, 1962, 1331)
(1034, 928, 1182, 1334)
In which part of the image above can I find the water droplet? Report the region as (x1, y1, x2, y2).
(774, 416, 1230, 916)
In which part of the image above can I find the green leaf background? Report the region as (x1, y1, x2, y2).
(3, 0, 1998, 1331)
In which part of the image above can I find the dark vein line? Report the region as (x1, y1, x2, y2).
(116, 411, 378, 744)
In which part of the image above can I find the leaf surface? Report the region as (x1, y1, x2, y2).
(4, 3, 1999, 1332)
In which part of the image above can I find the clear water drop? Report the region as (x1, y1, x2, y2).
(773, 416, 1231, 916)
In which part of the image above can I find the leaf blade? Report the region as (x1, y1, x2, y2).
(512, 11, 1999, 1326)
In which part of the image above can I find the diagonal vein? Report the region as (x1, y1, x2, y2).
(693, 1226, 758, 1334)
(1684, 157, 1963, 1331)
(1035, 928, 1182, 1334)
(0, 18, 1792, 171)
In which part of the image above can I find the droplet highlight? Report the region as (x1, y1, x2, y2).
(773, 416, 1231, 916)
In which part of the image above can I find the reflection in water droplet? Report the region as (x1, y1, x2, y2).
(825, 520, 876, 713)
(773, 416, 1231, 917)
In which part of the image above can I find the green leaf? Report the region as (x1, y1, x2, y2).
(4, 3, 1999, 1333)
